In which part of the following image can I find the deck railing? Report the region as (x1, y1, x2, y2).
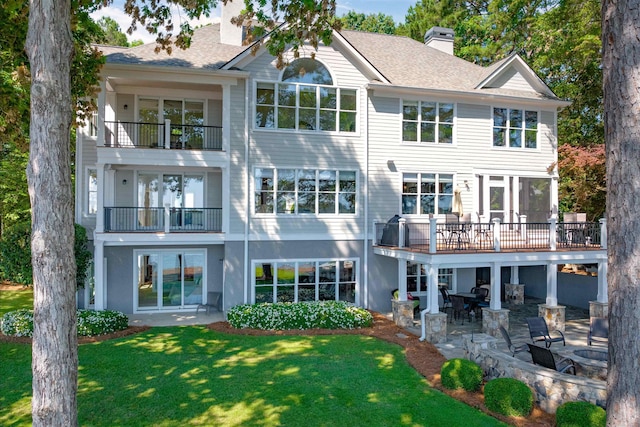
(373, 217, 606, 253)
(104, 121, 223, 151)
(104, 207, 222, 232)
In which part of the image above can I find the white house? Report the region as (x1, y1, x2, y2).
(75, 13, 607, 339)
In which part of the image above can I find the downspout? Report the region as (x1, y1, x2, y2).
(419, 307, 429, 341)
(363, 86, 369, 308)
(243, 78, 250, 305)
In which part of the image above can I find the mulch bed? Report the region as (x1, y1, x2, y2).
(0, 287, 553, 425)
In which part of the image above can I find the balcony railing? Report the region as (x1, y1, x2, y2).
(104, 207, 222, 233)
(104, 121, 223, 151)
(373, 218, 606, 253)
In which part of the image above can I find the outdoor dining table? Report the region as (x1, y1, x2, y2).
(452, 292, 484, 318)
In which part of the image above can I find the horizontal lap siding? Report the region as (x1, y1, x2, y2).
(228, 83, 247, 235)
(242, 45, 370, 237)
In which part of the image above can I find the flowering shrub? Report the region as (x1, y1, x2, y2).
(1, 309, 129, 337)
(227, 301, 373, 330)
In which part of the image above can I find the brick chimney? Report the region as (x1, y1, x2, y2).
(424, 27, 455, 55)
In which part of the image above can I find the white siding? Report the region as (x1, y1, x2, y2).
(486, 68, 535, 92)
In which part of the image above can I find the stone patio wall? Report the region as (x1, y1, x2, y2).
(463, 334, 606, 414)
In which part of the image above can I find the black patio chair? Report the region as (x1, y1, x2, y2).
(439, 286, 452, 314)
(588, 317, 609, 346)
(450, 294, 471, 324)
(499, 326, 529, 357)
(525, 317, 565, 348)
(527, 343, 576, 375)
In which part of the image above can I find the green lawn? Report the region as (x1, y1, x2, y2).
(0, 287, 33, 315)
(0, 289, 505, 426)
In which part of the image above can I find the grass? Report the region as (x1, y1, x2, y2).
(0, 288, 506, 426)
(0, 287, 33, 316)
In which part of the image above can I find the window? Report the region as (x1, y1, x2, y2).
(87, 168, 97, 215)
(88, 112, 98, 137)
(137, 98, 206, 148)
(407, 264, 454, 293)
(493, 108, 538, 148)
(402, 173, 453, 215)
(255, 168, 357, 215)
(255, 59, 357, 132)
(254, 259, 357, 303)
(402, 100, 454, 144)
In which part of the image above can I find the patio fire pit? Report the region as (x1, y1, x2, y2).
(558, 347, 608, 381)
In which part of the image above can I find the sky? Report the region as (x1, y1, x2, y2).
(91, 0, 417, 44)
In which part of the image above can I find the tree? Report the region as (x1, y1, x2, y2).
(557, 144, 605, 221)
(96, 16, 129, 46)
(340, 11, 396, 34)
(602, 1, 640, 424)
(25, 0, 339, 424)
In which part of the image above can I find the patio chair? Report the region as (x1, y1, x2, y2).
(499, 326, 529, 357)
(392, 289, 420, 316)
(588, 317, 609, 346)
(196, 291, 222, 314)
(525, 317, 565, 348)
(439, 286, 452, 314)
(450, 294, 471, 324)
(527, 343, 576, 374)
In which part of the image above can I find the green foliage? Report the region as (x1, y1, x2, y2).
(95, 16, 129, 46)
(1, 309, 128, 337)
(440, 358, 483, 391)
(227, 301, 373, 330)
(484, 377, 533, 417)
(0, 222, 31, 284)
(0, 221, 92, 287)
(556, 401, 606, 427)
(340, 11, 396, 34)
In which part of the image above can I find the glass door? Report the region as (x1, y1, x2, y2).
(138, 98, 160, 147)
(484, 176, 508, 222)
(137, 254, 159, 308)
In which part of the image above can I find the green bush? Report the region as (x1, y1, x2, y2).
(1, 309, 128, 337)
(556, 401, 606, 427)
(0, 221, 92, 288)
(227, 301, 373, 330)
(440, 358, 483, 391)
(484, 378, 533, 417)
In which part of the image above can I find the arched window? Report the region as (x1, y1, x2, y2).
(255, 59, 356, 132)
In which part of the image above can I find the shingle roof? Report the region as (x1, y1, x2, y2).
(104, 24, 245, 69)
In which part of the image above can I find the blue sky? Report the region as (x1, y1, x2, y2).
(92, 1, 416, 44)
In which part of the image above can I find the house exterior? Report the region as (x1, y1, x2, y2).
(75, 12, 607, 337)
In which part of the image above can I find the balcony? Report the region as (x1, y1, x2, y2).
(104, 121, 223, 151)
(373, 218, 605, 254)
(104, 207, 222, 233)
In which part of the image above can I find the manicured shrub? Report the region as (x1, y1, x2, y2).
(1, 309, 128, 337)
(484, 377, 533, 417)
(0, 221, 92, 288)
(556, 401, 606, 427)
(227, 301, 373, 330)
(440, 358, 483, 391)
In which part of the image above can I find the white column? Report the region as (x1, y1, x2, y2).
(95, 163, 106, 233)
(510, 266, 520, 284)
(164, 119, 171, 149)
(93, 240, 105, 310)
(428, 263, 440, 313)
(96, 80, 107, 147)
(429, 216, 437, 254)
(164, 203, 171, 233)
(398, 218, 406, 248)
(597, 261, 608, 303)
(550, 177, 559, 218)
(549, 217, 557, 250)
(397, 259, 408, 300)
(221, 165, 229, 233)
(511, 176, 519, 223)
(546, 262, 558, 306)
(599, 218, 607, 249)
(490, 262, 502, 310)
(222, 84, 231, 152)
(492, 218, 501, 251)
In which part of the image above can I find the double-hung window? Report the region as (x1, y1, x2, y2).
(402, 100, 454, 144)
(493, 107, 538, 148)
(255, 168, 357, 215)
(402, 173, 453, 215)
(255, 58, 357, 132)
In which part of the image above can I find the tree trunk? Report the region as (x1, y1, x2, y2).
(25, 1, 78, 426)
(602, 1, 640, 424)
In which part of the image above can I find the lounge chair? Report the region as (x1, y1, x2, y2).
(525, 317, 565, 348)
(527, 343, 576, 374)
(499, 326, 529, 357)
(196, 291, 222, 314)
(588, 317, 609, 346)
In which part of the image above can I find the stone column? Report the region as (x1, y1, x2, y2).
(589, 301, 608, 319)
(462, 333, 498, 364)
(538, 304, 566, 332)
(504, 283, 525, 304)
(481, 308, 510, 338)
(391, 299, 414, 328)
(421, 312, 448, 344)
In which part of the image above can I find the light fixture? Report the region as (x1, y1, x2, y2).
(464, 180, 470, 190)
(122, 179, 127, 185)
(123, 104, 128, 110)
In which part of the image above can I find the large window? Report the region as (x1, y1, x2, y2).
(402, 100, 454, 144)
(138, 98, 205, 148)
(136, 249, 205, 310)
(402, 173, 453, 215)
(255, 58, 357, 132)
(493, 107, 538, 148)
(255, 168, 357, 215)
(407, 263, 454, 293)
(254, 259, 357, 303)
